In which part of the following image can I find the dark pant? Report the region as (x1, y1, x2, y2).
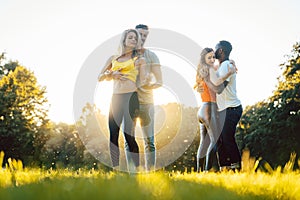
(217, 105, 243, 167)
(109, 92, 139, 167)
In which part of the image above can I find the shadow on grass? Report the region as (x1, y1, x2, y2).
(172, 179, 272, 200)
(0, 173, 274, 200)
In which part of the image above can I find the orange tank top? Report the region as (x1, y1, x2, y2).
(201, 81, 216, 102)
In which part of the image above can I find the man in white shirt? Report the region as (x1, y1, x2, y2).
(214, 40, 243, 171)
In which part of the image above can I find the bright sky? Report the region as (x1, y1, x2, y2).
(1, 0, 299, 124)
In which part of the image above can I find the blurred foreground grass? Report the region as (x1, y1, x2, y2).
(0, 151, 299, 200)
(0, 168, 299, 200)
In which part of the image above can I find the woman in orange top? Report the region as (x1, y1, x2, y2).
(195, 48, 235, 172)
(98, 29, 148, 171)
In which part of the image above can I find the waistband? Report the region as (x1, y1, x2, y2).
(113, 91, 137, 95)
(202, 102, 217, 105)
(226, 104, 242, 110)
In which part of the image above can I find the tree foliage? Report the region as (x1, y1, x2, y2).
(237, 42, 300, 168)
(0, 54, 49, 165)
(38, 122, 88, 169)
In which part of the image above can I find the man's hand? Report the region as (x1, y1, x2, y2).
(140, 74, 154, 89)
(194, 75, 204, 93)
(229, 60, 238, 73)
(197, 83, 204, 93)
(227, 63, 237, 75)
(194, 81, 204, 93)
(141, 83, 162, 90)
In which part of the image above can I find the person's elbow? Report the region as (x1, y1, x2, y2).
(152, 81, 162, 89)
(156, 81, 163, 87)
(212, 79, 224, 86)
(216, 88, 224, 94)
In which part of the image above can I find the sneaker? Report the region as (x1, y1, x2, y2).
(231, 162, 241, 172)
(219, 166, 231, 172)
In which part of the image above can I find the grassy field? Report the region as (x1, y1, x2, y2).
(0, 167, 299, 200)
(0, 151, 299, 200)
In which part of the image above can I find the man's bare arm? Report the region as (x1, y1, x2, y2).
(148, 64, 162, 89)
(204, 76, 228, 94)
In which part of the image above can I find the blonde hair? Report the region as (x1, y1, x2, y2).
(196, 48, 214, 81)
(118, 29, 143, 58)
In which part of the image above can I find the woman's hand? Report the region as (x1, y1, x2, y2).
(98, 70, 112, 81)
(112, 70, 127, 81)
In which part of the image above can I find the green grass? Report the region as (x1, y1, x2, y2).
(0, 151, 299, 200)
(0, 169, 299, 200)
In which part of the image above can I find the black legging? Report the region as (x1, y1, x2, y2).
(109, 92, 139, 167)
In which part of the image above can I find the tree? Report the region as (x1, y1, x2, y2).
(76, 103, 110, 170)
(238, 42, 300, 168)
(38, 122, 87, 169)
(0, 54, 49, 165)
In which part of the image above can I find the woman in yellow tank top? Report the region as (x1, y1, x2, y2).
(195, 48, 235, 172)
(98, 29, 148, 172)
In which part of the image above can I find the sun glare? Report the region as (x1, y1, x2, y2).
(94, 82, 181, 117)
(94, 81, 113, 116)
(153, 86, 179, 106)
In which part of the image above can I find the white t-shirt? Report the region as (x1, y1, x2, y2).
(215, 60, 241, 111)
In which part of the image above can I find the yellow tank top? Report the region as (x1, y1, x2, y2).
(111, 57, 138, 83)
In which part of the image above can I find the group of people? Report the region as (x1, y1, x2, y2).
(98, 24, 242, 173)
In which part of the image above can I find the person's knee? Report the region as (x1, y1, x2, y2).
(198, 115, 208, 124)
(110, 135, 119, 144)
(148, 144, 155, 152)
(132, 145, 139, 153)
(144, 138, 155, 151)
(209, 138, 216, 145)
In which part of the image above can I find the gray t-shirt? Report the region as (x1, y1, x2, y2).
(137, 49, 161, 104)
